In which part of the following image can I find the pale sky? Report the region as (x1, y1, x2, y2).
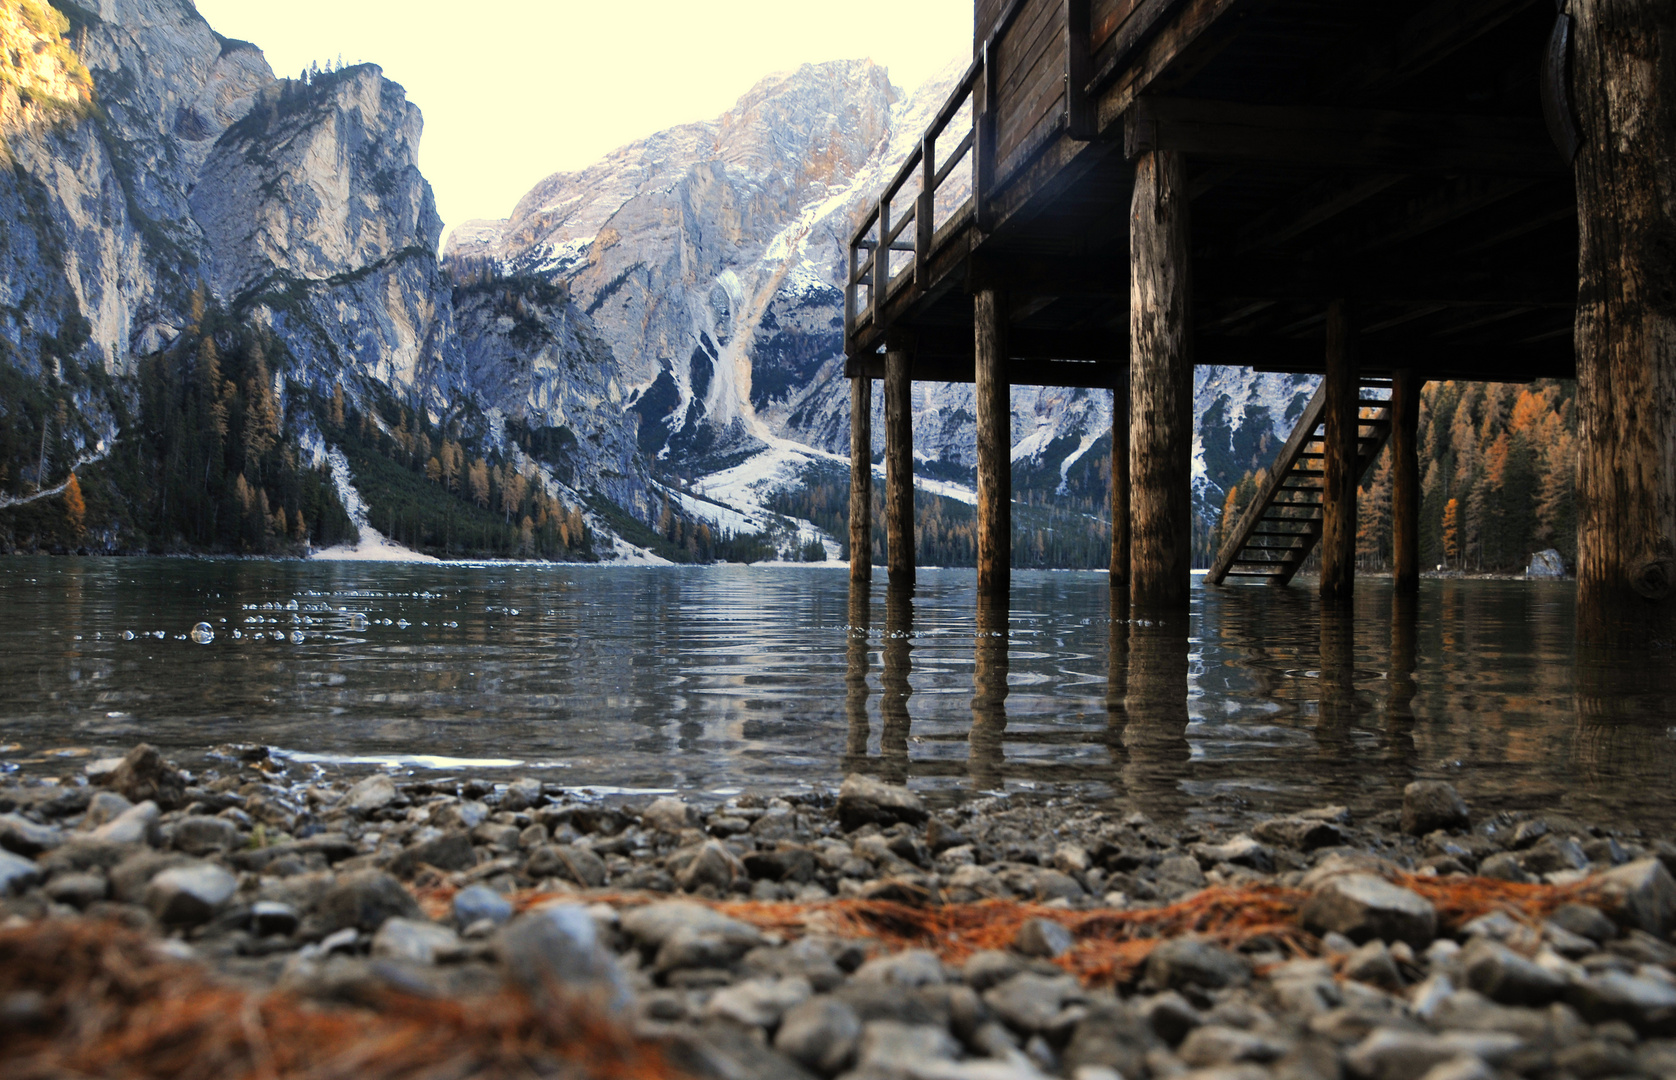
(191, 1, 972, 241)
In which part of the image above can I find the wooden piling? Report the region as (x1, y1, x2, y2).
(885, 338, 915, 587)
(844, 577, 871, 771)
(1571, 0, 1676, 640)
(1319, 300, 1357, 605)
(1390, 369, 1421, 596)
(881, 583, 914, 783)
(850, 375, 873, 582)
(975, 288, 1011, 596)
(970, 591, 1009, 790)
(1111, 371, 1131, 590)
(1128, 150, 1193, 611)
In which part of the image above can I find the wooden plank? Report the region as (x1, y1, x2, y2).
(1094, 0, 1243, 132)
(1319, 300, 1357, 605)
(850, 374, 873, 582)
(976, 288, 1012, 596)
(1067, 0, 1094, 140)
(1091, 0, 1145, 52)
(1235, 173, 1408, 254)
(885, 340, 915, 586)
(997, 17, 1068, 163)
(1087, 0, 1195, 97)
(1128, 149, 1194, 611)
(1125, 98, 1566, 178)
(997, 0, 1064, 101)
(852, 353, 1123, 388)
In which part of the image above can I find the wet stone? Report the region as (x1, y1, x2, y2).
(498, 778, 544, 813)
(1252, 815, 1347, 852)
(344, 774, 398, 813)
(1401, 781, 1471, 837)
(1191, 835, 1274, 873)
(642, 796, 694, 835)
(251, 900, 299, 936)
(91, 800, 160, 846)
(105, 744, 186, 810)
(836, 774, 927, 832)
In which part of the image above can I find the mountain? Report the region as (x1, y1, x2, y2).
(448, 58, 1314, 561)
(0, 0, 650, 557)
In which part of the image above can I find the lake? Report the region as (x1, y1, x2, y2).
(2, 557, 1673, 828)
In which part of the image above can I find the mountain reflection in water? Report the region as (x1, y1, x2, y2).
(0, 557, 1672, 828)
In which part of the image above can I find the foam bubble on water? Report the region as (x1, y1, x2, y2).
(122, 631, 134, 640)
(290, 630, 305, 644)
(347, 613, 368, 631)
(190, 622, 214, 645)
(286, 600, 298, 611)
(151, 630, 165, 640)
(396, 619, 409, 629)
(231, 630, 243, 640)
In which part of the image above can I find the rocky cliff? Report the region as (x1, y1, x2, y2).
(0, 0, 650, 556)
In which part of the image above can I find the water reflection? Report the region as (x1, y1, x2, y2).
(2, 559, 1674, 828)
(968, 592, 1009, 791)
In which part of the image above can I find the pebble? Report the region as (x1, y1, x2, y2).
(1401, 782, 1470, 837)
(144, 863, 236, 926)
(91, 800, 160, 845)
(776, 995, 863, 1074)
(0, 849, 42, 895)
(499, 901, 630, 1009)
(452, 883, 513, 929)
(344, 773, 398, 813)
(1301, 873, 1437, 949)
(371, 916, 461, 964)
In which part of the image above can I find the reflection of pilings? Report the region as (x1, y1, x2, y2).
(1574, 641, 1676, 788)
(843, 578, 872, 775)
(1104, 591, 1131, 776)
(879, 584, 914, 784)
(1123, 612, 1191, 820)
(1318, 602, 1359, 727)
(969, 592, 1010, 791)
(1382, 591, 1419, 783)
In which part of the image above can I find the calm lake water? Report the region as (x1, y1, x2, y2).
(2, 557, 1673, 827)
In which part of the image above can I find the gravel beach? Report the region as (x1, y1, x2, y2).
(3, 743, 1675, 1079)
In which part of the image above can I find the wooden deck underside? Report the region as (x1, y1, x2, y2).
(847, 0, 1578, 387)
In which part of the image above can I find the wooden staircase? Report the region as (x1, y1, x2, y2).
(1207, 379, 1395, 586)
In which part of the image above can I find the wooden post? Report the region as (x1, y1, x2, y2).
(849, 374, 873, 582)
(1572, 0, 1676, 641)
(1129, 149, 1194, 610)
(975, 287, 1011, 596)
(1390, 369, 1421, 596)
(1111, 370, 1131, 590)
(1319, 299, 1357, 605)
(844, 576, 871, 773)
(885, 337, 915, 587)
(881, 583, 914, 784)
(969, 591, 1009, 791)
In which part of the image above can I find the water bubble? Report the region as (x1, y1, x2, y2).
(122, 631, 135, 641)
(290, 630, 305, 644)
(190, 623, 215, 645)
(286, 600, 298, 611)
(347, 613, 368, 632)
(271, 631, 285, 642)
(396, 619, 409, 629)
(232, 630, 243, 640)
(152, 630, 166, 640)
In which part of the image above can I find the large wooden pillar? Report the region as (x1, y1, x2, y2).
(975, 288, 1011, 596)
(884, 337, 915, 587)
(1572, 0, 1676, 640)
(849, 374, 873, 582)
(1111, 371, 1131, 590)
(1390, 369, 1421, 596)
(1319, 300, 1358, 605)
(1129, 150, 1193, 610)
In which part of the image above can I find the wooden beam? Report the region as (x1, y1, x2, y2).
(849, 375, 873, 582)
(1129, 149, 1194, 611)
(976, 288, 1012, 595)
(885, 339, 915, 587)
(1234, 173, 1408, 254)
(1125, 97, 1566, 178)
(1319, 300, 1357, 605)
(1326, 0, 1543, 99)
(1390, 369, 1421, 596)
(850, 352, 1124, 388)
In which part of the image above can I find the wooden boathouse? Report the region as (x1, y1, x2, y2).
(843, 0, 1673, 634)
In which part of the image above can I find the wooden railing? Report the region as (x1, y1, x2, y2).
(845, 54, 986, 344)
(846, 0, 1138, 350)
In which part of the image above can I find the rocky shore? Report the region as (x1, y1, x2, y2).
(2, 744, 1675, 1080)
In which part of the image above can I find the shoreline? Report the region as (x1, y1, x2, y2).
(3, 744, 1673, 1078)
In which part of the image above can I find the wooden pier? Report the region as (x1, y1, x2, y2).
(844, 0, 1674, 633)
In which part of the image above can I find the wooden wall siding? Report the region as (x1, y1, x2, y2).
(994, 0, 1068, 183)
(1091, 0, 1144, 52)
(977, 0, 1010, 50)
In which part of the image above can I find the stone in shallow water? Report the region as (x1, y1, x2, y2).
(344, 773, 397, 813)
(105, 744, 186, 810)
(1401, 781, 1470, 837)
(1301, 873, 1436, 949)
(836, 773, 926, 832)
